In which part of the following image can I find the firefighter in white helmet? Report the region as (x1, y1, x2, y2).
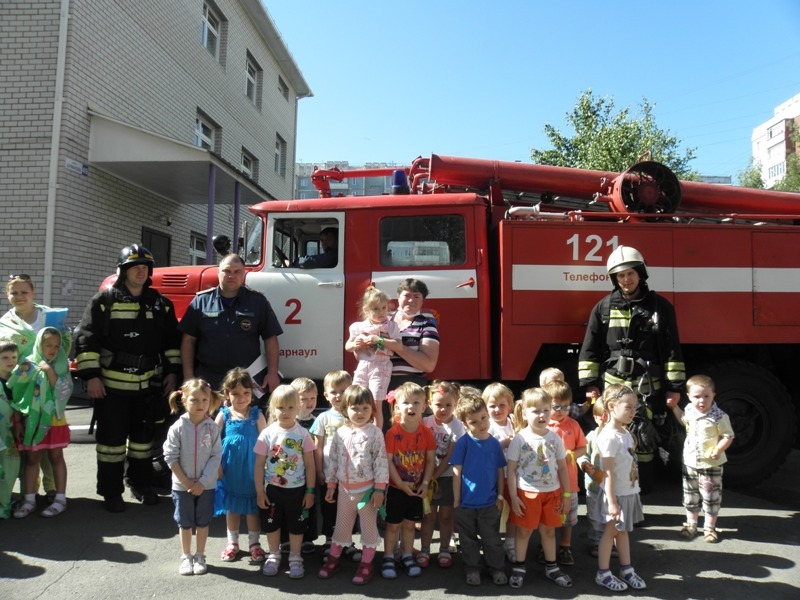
(578, 246, 685, 493)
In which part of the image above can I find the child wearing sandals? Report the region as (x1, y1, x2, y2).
(215, 368, 268, 563)
(318, 384, 389, 584)
(419, 380, 464, 570)
(507, 387, 572, 589)
(543, 380, 587, 566)
(483, 382, 517, 561)
(163, 378, 223, 576)
(254, 385, 316, 579)
(381, 381, 436, 579)
(594, 384, 647, 592)
(667, 374, 734, 544)
(450, 391, 508, 586)
(11, 327, 72, 519)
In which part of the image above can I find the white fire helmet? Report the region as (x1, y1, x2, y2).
(607, 245, 648, 281)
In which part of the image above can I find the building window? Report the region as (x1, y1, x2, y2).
(241, 148, 258, 181)
(190, 233, 207, 265)
(194, 112, 216, 150)
(246, 53, 262, 107)
(201, 3, 221, 58)
(278, 75, 289, 101)
(768, 162, 786, 180)
(274, 134, 287, 177)
(767, 123, 783, 140)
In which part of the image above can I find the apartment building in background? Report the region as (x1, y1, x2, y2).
(751, 92, 800, 188)
(0, 0, 310, 321)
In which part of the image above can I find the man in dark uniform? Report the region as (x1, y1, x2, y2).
(75, 245, 181, 512)
(578, 245, 685, 493)
(179, 253, 282, 394)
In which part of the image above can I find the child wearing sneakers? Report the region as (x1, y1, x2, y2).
(507, 387, 572, 589)
(163, 379, 223, 576)
(543, 380, 587, 566)
(667, 374, 734, 543)
(483, 382, 517, 561)
(450, 391, 507, 586)
(594, 384, 646, 592)
(254, 385, 316, 579)
(214, 368, 267, 563)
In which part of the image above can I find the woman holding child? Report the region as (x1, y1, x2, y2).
(380, 278, 440, 428)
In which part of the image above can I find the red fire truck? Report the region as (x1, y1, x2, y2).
(139, 154, 800, 485)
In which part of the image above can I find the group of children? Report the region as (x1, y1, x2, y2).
(0, 327, 72, 520)
(0, 286, 735, 594)
(162, 355, 734, 593)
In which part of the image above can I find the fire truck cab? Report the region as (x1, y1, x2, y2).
(244, 193, 491, 382)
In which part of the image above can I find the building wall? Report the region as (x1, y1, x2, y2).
(0, 1, 60, 291)
(0, 0, 303, 326)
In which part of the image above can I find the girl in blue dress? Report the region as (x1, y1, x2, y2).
(214, 368, 267, 562)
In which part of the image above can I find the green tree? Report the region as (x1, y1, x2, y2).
(737, 158, 764, 189)
(531, 90, 697, 178)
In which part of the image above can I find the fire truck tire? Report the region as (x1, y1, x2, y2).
(702, 360, 796, 488)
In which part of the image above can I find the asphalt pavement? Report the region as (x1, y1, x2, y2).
(1, 398, 798, 599)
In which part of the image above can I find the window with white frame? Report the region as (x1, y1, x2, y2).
(194, 112, 216, 150)
(201, 3, 220, 58)
(278, 75, 289, 101)
(246, 53, 262, 106)
(768, 162, 786, 180)
(190, 233, 207, 265)
(241, 148, 258, 181)
(274, 134, 287, 177)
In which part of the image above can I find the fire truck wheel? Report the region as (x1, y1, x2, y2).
(702, 360, 795, 488)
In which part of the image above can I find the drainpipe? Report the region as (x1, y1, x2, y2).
(43, 0, 70, 305)
(291, 96, 299, 197)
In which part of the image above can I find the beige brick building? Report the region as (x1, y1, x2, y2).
(0, 0, 311, 323)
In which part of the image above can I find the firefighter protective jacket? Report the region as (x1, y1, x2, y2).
(74, 283, 181, 393)
(578, 284, 685, 399)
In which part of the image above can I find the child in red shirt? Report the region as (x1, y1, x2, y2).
(381, 382, 436, 579)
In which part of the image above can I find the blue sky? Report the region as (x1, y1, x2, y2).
(266, 1, 800, 182)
